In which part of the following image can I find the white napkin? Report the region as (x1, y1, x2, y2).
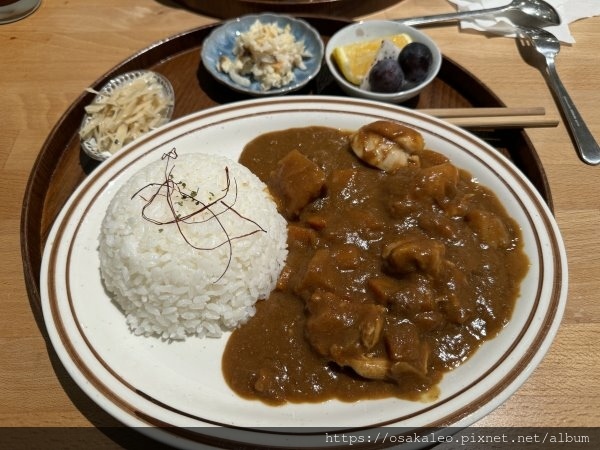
(448, 0, 600, 43)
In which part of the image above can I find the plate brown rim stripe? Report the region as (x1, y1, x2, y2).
(426, 139, 563, 427)
(399, 109, 559, 429)
(43, 99, 559, 443)
(48, 201, 152, 426)
(56, 102, 539, 423)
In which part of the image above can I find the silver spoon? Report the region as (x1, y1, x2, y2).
(399, 0, 560, 27)
(517, 27, 600, 165)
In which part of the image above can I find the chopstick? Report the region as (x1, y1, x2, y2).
(445, 115, 559, 129)
(422, 106, 546, 118)
(420, 107, 559, 129)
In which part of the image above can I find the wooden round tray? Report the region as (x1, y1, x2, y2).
(171, 0, 405, 19)
(21, 16, 552, 322)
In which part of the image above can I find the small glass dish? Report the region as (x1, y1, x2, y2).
(79, 70, 175, 162)
(201, 13, 324, 96)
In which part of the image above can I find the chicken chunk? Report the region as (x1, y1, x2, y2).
(465, 209, 511, 249)
(413, 162, 460, 207)
(340, 320, 432, 384)
(350, 120, 425, 172)
(305, 291, 386, 361)
(382, 236, 446, 276)
(343, 356, 391, 380)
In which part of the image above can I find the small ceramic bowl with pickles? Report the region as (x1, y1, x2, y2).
(201, 13, 324, 96)
(325, 20, 442, 103)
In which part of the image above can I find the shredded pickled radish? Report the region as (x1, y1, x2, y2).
(217, 20, 311, 91)
(79, 72, 173, 155)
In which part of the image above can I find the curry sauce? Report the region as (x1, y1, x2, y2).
(223, 125, 529, 405)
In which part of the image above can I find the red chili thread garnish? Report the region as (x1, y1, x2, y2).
(131, 148, 266, 282)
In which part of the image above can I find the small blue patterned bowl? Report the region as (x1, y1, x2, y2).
(201, 14, 324, 96)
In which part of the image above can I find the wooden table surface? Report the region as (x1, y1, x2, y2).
(2, 0, 599, 447)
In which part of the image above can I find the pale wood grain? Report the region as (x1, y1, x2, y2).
(2, 0, 599, 440)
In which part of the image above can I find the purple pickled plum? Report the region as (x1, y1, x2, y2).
(368, 59, 404, 93)
(398, 42, 433, 84)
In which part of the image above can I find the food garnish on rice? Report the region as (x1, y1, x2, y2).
(98, 149, 288, 340)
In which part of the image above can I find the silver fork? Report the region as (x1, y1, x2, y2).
(518, 26, 600, 165)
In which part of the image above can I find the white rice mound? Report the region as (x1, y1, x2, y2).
(98, 152, 288, 340)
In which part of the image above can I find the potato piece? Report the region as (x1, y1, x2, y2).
(269, 149, 326, 219)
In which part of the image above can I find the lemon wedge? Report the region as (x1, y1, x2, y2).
(332, 33, 413, 85)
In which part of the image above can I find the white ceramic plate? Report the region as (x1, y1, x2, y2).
(41, 96, 567, 449)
